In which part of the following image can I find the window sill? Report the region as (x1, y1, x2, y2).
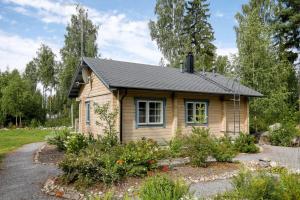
(185, 123, 208, 127)
(136, 123, 165, 128)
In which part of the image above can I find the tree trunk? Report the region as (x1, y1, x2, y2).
(15, 116, 18, 127)
(19, 116, 22, 127)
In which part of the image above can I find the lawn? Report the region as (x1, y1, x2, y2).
(0, 129, 52, 163)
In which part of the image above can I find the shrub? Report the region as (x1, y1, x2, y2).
(184, 127, 213, 167)
(121, 138, 160, 177)
(46, 129, 70, 151)
(269, 123, 299, 147)
(59, 138, 162, 187)
(234, 133, 259, 153)
(64, 133, 90, 154)
(212, 136, 237, 162)
(169, 131, 186, 158)
(139, 175, 191, 200)
(215, 170, 300, 200)
(59, 144, 125, 187)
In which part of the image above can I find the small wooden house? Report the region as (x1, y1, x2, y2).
(69, 55, 262, 143)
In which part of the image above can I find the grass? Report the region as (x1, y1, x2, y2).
(0, 129, 52, 163)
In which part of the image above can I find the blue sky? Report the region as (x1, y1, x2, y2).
(0, 0, 248, 71)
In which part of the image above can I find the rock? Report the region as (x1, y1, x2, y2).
(269, 123, 281, 132)
(270, 161, 278, 167)
(291, 136, 300, 147)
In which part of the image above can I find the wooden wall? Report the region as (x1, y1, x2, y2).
(77, 72, 249, 142)
(77, 70, 113, 137)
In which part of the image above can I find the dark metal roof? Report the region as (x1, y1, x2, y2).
(68, 57, 263, 98)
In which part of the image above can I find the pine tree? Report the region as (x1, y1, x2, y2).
(274, 0, 300, 65)
(149, 0, 216, 70)
(184, 0, 216, 71)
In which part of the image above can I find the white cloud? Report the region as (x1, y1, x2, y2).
(0, 30, 60, 72)
(2, 0, 163, 67)
(0, 15, 3, 20)
(215, 11, 224, 18)
(216, 47, 238, 57)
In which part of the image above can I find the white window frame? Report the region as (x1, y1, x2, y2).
(185, 101, 208, 124)
(137, 100, 164, 125)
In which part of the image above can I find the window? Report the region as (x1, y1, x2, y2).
(185, 101, 208, 124)
(136, 100, 164, 126)
(85, 101, 90, 124)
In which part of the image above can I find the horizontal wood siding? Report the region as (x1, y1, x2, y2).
(77, 70, 113, 137)
(176, 93, 223, 136)
(122, 90, 173, 143)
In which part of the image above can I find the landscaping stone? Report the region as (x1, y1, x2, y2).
(157, 157, 190, 167)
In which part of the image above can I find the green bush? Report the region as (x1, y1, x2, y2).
(46, 129, 70, 151)
(59, 144, 125, 187)
(59, 138, 162, 187)
(212, 136, 237, 162)
(121, 138, 160, 177)
(64, 133, 90, 154)
(269, 123, 299, 147)
(184, 127, 213, 167)
(215, 170, 300, 200)
(169, 131, 186, 158)
(139, 175, 191, 200)
(234, 133, 259, 153)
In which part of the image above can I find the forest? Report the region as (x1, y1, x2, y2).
(0, 0, 299, 133)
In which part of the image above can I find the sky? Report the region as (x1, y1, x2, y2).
(0, 0, 249, 72)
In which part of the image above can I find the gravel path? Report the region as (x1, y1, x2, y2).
(0, 142, 299, 200)
(0, 142, 61, 200)
(191, 145, 300, 198)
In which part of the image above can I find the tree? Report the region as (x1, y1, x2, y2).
(184, 0, 216, 71)
(273, 0, 300, 66)
(149, 0, 216, 70)
(60, 6, 98, 97)
(214, 55, 231, 75)
(235, 0, 297, 131)
(24, 60, 38, 91)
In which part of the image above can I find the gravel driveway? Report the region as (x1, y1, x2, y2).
(0, 142, 299, 200)
(191, 145, 300, 198)
(0, 142, 61, 200)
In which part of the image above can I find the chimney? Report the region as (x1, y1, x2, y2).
(185, 52, 194, 73)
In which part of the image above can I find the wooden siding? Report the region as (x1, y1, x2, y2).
(77, 70, 113, 137)
(76, 71, 249, 142)
(121, 90, 173, 143)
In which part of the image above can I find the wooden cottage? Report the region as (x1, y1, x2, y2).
(69, 55, 262, 143)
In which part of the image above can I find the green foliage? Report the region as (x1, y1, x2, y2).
(120, 138, 160, 177)
(234, 133, 259, 153)
(149, 0, 216, 69)
(215, 170, 300, 200)
(235, 0, 299, 132)
(184, 127, 213, 167)
(212, 136, 237, 162)
(46, 129, 71, 151)
(94, 102, 119, 148)
(59, 138, 162, 187)
(269, 122, 299, 147)
(64, 134, 89, 154)
(139, 175, 191, 200)
(169, 130, 186, 158)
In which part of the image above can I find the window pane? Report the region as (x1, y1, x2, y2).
(201, 103, 207, 123)
(86, 102, 90, 123)
(138, 102, 146, 123)
(149, 102, 162, 123)
(187, 103, 193, 122)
